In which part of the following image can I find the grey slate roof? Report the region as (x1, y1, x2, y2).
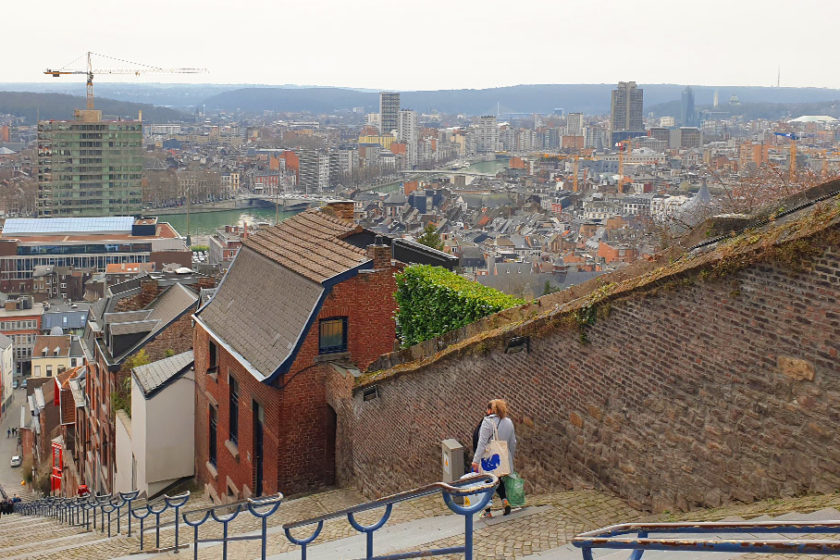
(133, 350, 194, 398)
(43, 311, 89, 332)
(198, 247, 324, 381)
(110, 283, 198, 363)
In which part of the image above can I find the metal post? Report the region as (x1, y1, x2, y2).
(464, 512, 474, 560)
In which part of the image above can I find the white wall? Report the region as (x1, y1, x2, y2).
(143, 370, 195, 496)
(1, 344, 13, 407)
(117, 370, 195, 497)
(114, 410, 133, 494)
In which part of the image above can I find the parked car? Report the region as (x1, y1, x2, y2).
(10, 455, 21, 468)
(21, 379, 27, 389)
(12, 379, 18, 389)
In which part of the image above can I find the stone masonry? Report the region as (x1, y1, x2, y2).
(330, 217, 840, 512)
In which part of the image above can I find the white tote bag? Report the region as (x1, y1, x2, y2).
(479, 420, 511, 477)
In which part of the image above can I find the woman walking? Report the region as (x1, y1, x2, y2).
(472, 398, 516, 516)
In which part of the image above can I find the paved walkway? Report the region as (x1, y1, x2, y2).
(0, 388, 28, 499)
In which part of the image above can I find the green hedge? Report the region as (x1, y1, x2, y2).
(395, 265, 525, 347)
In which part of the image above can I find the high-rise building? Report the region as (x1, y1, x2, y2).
(37, 110, 143, 217)
(379, 92, 400, 135)
(298, 149, 330, 193)
(477, 115, 498, 153)
(680, 86, 697, 127)
(566, 113, 584, 136)
(397, 109, 418, 167)
(610, 81, 644, 144)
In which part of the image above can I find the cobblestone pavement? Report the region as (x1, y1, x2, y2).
(4, 487, 840, 559)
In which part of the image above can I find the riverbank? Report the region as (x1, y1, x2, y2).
(150, 199, 239, 216)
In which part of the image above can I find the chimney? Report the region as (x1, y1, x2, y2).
(323, 201, 355, 222)
(366, 240, 391, 271)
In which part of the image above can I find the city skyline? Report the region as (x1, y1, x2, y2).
(3, 0, 839, 90)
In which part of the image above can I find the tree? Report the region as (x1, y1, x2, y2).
(417, 223, 444, 251)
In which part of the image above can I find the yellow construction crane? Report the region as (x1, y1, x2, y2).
(45, 51, 206, 110)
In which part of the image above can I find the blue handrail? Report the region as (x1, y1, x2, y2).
(16, 475, 498, 559)
(573, 519, 840, 559)
(282, 473, 498, 560)
(182, 492, 284, 560)
(130, 490, 191, 552)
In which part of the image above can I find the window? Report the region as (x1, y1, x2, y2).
(229, 373, 239, 445)
(46, 366, 53, 377)
(208, 340, 218, 373)
(209, 405, 218, 467)
(318, 317, 347, 354)
(34, 365, 41, 376)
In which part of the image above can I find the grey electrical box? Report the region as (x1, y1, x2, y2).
(441, 438, 465, 483)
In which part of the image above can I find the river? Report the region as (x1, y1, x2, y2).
(163, 159, 511, 236)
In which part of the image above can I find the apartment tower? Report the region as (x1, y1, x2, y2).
(477, 115, 498, 154)
(397, 109, 418, 167)
(379, 92, 400, 135)
(37, 109, 143, 217)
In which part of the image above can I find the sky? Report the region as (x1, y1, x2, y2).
(5, 0, 840, 91)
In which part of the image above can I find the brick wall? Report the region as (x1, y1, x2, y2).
(332, 237, 840, 512)
(195, 264, 397, 501)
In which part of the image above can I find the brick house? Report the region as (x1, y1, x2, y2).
(82, 280, 199, 494)
(193, 203, 398, 502)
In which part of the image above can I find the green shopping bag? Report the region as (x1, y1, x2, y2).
(503, 473, 525, 507)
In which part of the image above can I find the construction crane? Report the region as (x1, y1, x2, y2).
(616, 139, 633, 191)
(45, 51, 206, 110)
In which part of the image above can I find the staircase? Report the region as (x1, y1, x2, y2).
(3, 489, 840, 559)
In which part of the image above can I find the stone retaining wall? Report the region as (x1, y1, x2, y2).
(331, 236, 840, 512)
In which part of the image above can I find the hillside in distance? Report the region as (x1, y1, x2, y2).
(202, 84, 840, 116)
(0, 91, 189, 123)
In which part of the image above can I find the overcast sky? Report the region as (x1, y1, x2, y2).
(5, 0, 839, 90)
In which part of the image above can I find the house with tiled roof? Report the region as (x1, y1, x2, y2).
(30, 334, 84, 378)
(115, 351, 195, 497)
(193, 202, 399, 502)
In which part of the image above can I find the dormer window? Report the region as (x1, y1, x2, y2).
(54, 346, 61, 356)
(42, 348, 48, 356)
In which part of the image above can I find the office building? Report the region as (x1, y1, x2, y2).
(610, 81, 644, 144)
(0, 216, 189, 294)
(397, 110, 418, 167)
(37, 110, 143, 217)
(681, 86, 697, 127)
(379, 92, 400, 135)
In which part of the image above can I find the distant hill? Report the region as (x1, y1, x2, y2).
(0, 83, 241, 109)
(4, 83, 840, 118)
(202, 84, 840, 116)
(0, 92, 189, 123)
(650, 99, 840, 121)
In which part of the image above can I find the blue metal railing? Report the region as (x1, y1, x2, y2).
(130, 490, 191, 552)
(282, 473, 498, 560)
(182, 493, 283, 560)
(573, 520, 840, 559)
(15, 490, 190, 553)
(15, 474, 497, 559)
